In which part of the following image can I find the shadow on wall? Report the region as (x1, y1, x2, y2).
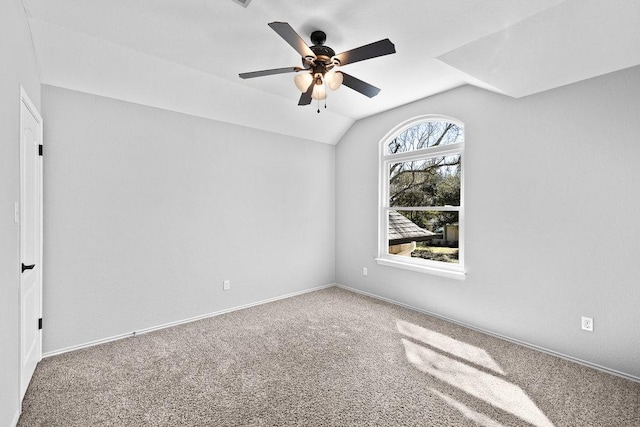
(397, 319, 554, 427)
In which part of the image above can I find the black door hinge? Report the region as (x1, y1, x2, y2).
(38, 144, 43, 156)
(38, 318, 42, 330)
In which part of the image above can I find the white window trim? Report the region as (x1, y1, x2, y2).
(377, 114, 466, 279)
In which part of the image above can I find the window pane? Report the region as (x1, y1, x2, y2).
(388, 121, 463, 154)
(388, 210, 459, 264)
(389, 155, 461, 207)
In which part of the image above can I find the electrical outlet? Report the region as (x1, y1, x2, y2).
(362, 267, 368, 276)
(223, 280, 231, 291)
(581, 316, 593, 332)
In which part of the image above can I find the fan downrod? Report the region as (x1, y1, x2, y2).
(307, 30, 335, 65)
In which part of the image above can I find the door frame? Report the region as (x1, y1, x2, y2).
(19, 86, 43, 400)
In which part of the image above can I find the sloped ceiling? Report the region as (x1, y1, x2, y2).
(22, 0, 640, 144)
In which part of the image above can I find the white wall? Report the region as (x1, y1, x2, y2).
(41, 86, 335, 353)
(0, 1, 41, 425)
(336, 66, 640, 379)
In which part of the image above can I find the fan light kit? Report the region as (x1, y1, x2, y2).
(239, 22, 396, 113)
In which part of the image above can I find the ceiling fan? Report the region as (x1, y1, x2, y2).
(239, 22, 396, 109)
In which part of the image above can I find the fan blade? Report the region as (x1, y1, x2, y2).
(298, 81, 315, 105)
(334, 39, 396, 66)
(268, 22, 315, 59)
(239, 66, 303, 79)
(341, 72, 381, 98)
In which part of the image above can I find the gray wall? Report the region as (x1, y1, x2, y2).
(335, 66, 640, 378)
(0, 1, 41, 425)
(41, 86, 335, 353)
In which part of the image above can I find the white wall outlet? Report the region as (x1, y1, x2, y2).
(581, 316, 593, 332)
(362, 267, 368, 276)
(223, 280, 231, 291)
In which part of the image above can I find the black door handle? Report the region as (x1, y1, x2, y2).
(22, 263, 35, 273)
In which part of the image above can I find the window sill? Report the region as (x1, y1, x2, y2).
(375, 257, 466, 280)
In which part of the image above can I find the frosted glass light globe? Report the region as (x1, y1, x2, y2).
(294, 73, 313, 92)
(311, 84, 327, 100)
(325, 71, 343, 90)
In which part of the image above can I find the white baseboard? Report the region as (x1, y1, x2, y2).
(11, 407, 21, 427)
(42, 282, 640, 383)
(335, 283, 640, 384)
(43, 283, 335, 358)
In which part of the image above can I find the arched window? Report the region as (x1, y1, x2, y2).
(377, 116, 465, 279)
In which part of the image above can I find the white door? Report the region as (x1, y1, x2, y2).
(20, 88, 43, 400)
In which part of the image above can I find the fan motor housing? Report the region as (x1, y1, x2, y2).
(309, 45, 335, 63)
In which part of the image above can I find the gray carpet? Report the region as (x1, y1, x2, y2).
(18, 287, 640, 426)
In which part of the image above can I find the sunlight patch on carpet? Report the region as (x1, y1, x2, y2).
(396, 319, 505, 375)
(401, 338, 554, 427)
(429, 388, 507, 427)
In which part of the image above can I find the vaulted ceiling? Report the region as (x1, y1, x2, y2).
(22, 0, 640, 144)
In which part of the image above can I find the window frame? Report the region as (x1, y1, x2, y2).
(376, 115, 466, 280)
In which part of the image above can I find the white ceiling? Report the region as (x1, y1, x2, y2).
(22, 0, 640, 144)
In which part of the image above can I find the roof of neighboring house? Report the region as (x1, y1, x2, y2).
(388, 211, 439, 245)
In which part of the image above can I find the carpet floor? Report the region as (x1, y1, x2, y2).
(18, 287, 640, 426)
